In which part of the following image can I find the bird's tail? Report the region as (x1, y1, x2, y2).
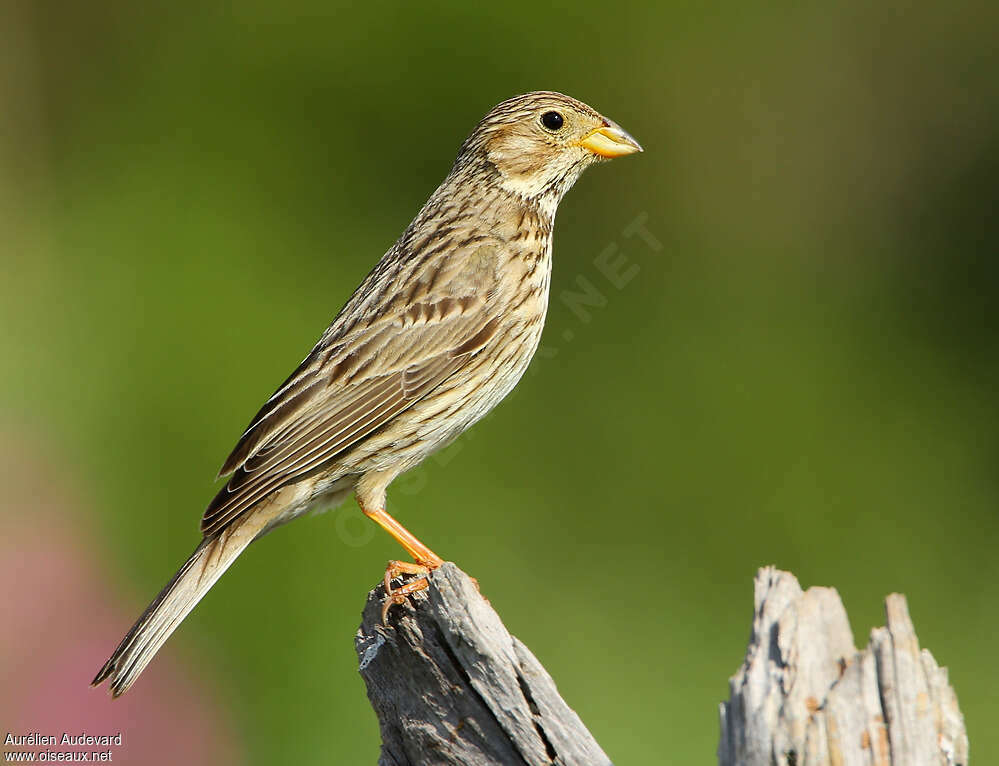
(92, 519, 258, 697)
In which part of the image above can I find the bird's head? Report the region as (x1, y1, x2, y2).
(457, 91, 642, 204)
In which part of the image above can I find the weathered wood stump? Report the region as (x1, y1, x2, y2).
(355, 564, 968, 765)
(355, 562, 611, 766)
(718, 567, 968, 766)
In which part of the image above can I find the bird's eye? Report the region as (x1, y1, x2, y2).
(540, 111, 564, 131)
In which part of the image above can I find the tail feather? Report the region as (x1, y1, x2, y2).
(92, 521, 256, 697)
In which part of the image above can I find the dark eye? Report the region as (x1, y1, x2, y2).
(540, 111, 564, 131)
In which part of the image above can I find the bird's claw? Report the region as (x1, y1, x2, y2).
(381, 560, 436, 624)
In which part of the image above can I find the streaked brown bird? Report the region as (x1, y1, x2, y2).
(92, 91, 642, 697)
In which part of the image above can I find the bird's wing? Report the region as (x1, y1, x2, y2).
(201, 242, 503, 537)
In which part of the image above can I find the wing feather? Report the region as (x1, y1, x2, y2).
(201, 355, 467, 536)
(203, 237, 506, 537)
(201, 313, 498, 536)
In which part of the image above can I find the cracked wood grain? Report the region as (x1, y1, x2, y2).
(718, 567, 969, 766)
(355, 563, 611, 766)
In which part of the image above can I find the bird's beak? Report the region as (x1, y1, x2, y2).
(576, 122, 643, 158)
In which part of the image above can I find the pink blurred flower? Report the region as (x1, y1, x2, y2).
(0, 436, 241, 765)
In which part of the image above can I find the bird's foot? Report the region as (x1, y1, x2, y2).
(381, 557, 442, 624)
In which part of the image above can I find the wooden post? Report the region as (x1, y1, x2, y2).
(355, 563, 611, 766)
(355, 563, 968, 765)
(718, 567, 969, 766)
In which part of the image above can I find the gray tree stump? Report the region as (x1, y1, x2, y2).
(718, 567, 969, 766)
(354, 562, 612, 766)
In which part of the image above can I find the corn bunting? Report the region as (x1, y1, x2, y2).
(93, 91, 641, 696)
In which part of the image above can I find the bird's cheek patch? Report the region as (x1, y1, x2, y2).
(487, 133, 549, 179)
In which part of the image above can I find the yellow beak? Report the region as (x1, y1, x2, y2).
(577, 123, 643, 158)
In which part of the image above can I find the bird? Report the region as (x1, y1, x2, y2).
(92, 90, 642, 697)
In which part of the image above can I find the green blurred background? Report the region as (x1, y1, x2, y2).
(3, 0, 997, 763)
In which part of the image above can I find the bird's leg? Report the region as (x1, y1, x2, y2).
(360, 503, 444, 623)
(361, 504, 444, 566)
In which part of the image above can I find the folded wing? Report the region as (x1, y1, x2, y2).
(201, 293, 500, 537)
